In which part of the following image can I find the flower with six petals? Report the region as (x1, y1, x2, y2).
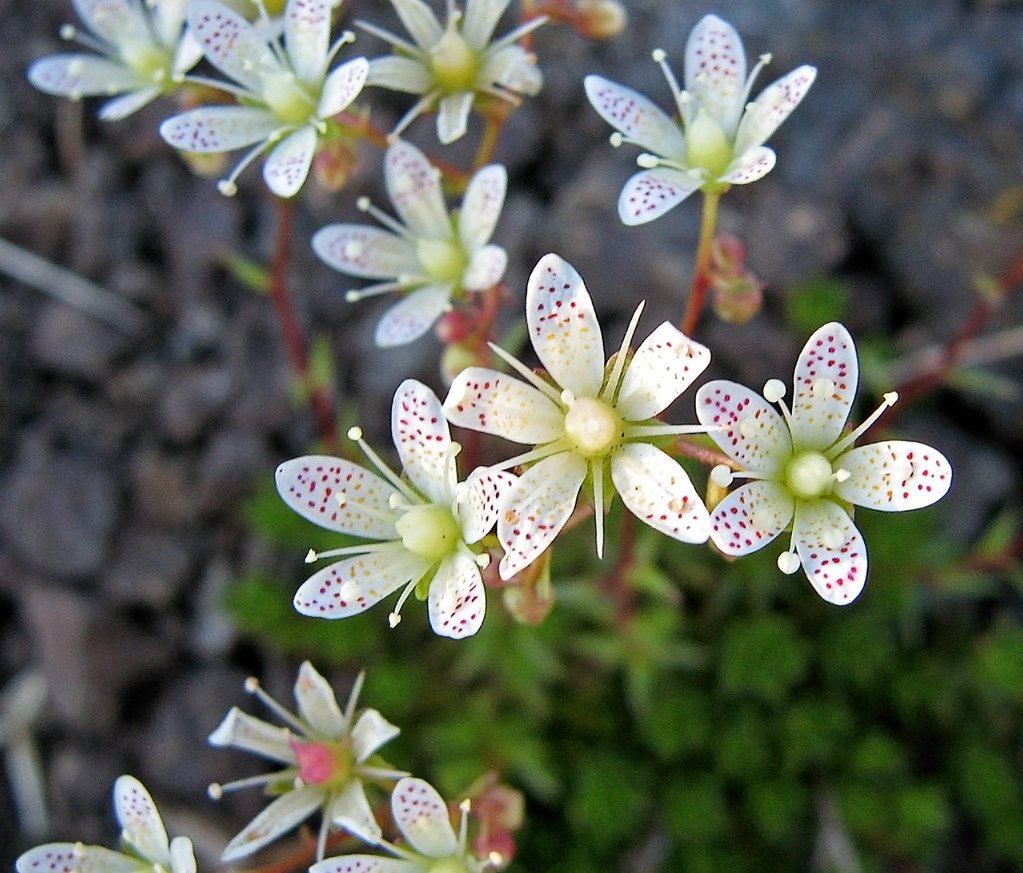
(358, 0, 545, 143)
(313, 139, 508, 346)
(696, 322, 952, 604)
(276, 379, 515, 636)
(443, 253, 712, 579)
(208, 662, 404, 861)
(159, 0, 368, 197)
(585, 13, 815, 224)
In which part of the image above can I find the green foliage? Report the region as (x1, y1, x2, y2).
(783, 276, 850, 336)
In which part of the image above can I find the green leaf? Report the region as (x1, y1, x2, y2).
(784, 276, 849, 336)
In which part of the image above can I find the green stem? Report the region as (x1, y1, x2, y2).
(680, 190, 720, 337)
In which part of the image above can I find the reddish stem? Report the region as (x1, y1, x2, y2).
(680, 191, 720, 337)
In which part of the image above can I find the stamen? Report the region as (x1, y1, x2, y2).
(777, 548, 800, 575)
(487, 852, 504, 869)
(710, 464, 733, 487)
(316, 811, 331, 862)
(623, 423, 711, 439)
(651, 47, 687, 119)
(325, 30, 356, 67)
(487, 341, 564, 405)
(592, 459, 605, 559)
(252, 0, 288, 70)
(347, 426, 420, 503)
(636, 153, 660, 169)
(458, 798, 471, 851)
(388, 579, 419, 628)
(345, 280, 406, 302)
(560, 388, 576, 406)
(355, 196, 412, 238)
(244, 677, 307, 733)
(828, 391, 899, 458)
(354, 19, 420, 55)
(306, 542, 399, 563)
(208, 771, 282, 795)
(609, 132, 624, 147)
(738, 52, 772, 111)
(343, 670, 366, 725)
(60, 24, 107, 53)
(181, 75, 252, 100)
(763, 379, 786, 403)
(217, 139, 273, 197)
(601, 301, 645, 403)
(489, 439, 570, 473)
(487, 14, 549, 52)
(474, 553, 491, 568)
(389, 92, 440, 142)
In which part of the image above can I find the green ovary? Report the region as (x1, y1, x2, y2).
(261, 71, 316, 125)
(120, 39, 171, 85)
(428, 859, 472, 873)
(564, 397, 622, 458)
(395, 504, 461, 561)
(430, 26, 479, 92)
(686, 109, 733, 178)
(785, 451, 833, 500)
(417, 238, 468, 283)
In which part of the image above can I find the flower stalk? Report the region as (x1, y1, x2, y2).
(680, 189, 720, 336)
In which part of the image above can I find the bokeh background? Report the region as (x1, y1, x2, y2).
(2, 0, 1022, 870)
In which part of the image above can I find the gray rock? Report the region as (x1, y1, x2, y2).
(102, 526, 196, 609)
(157, 365, 235, 445)
(29, 303, 134, 382)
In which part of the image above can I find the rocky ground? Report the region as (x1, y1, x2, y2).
(1, 0, 1022, 868)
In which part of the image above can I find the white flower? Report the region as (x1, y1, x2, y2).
(312, 776, 495, 873)
(358, 0, 545, 143)
(276, 379, 515, 636)
(584, 13, 816, 224)
(28, 0, 201, 120)
(16, 776, 196, 873)
(207, 662, 404, 861)
(443, 253, 712, 579)
(313, 139, 507, 346)
(696, 322, 953, 605)
(159, 0, 368, 197)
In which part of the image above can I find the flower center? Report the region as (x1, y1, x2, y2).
(685, 108, 733, 178)
(785, 451, 833, 500)
(261, 70, 316, 125)
(417, 237, 468, 283)
(289, 737, 355, 791)
(563, 396, 622, 458)
(430, 25, 479, 92)
(427, 859, 473, 873)
(395, 504, 462, 561)
(119, 38, 171, 86)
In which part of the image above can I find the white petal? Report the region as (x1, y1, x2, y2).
(72, 0, 148, 45)
(374, 285, 452, 347)
(220, 787, 324, 862)
(285, 0, 330, 84)
(17, 845, 139, 873)
(114, 776, 170, 863)
(459, 164, 507, 251)
(312, 858, 418, 873)
(172, 31, 205, 78)
(352, 709, 401, 762)
(793, 500, 867, 605)
(437, 91, 474, 144)
(616, 324, 710, 420)
(392, 378, 453, 504)
(388, 0, 444, 48)
(526, 253, 605, 397)
(99, 86, 160, 120)
(28, 54, 140, 98)
(695, 380, 792, 475)
(318, 57, 369, 117)
(275, 455, 400, 540)
(708, 480, 794, 556)
(329, 779, 382, 842)
(365, 55, 432, 94)
(391, 777, 459, 857)
(159, 106, 275, 153)
(264, 126, 317, 198)
(790, 322, 858, 452)
(457, 467, 518, 543)
(462, 0, 510, 48)
(462, 244, 507, 290)
(684, 13, 747, 135)
(497, 452, 586, 579)
(718, 145, 776, 185)
(443, 367, 564, 444)
(834, 441, 952, 511)
(483, 44, 542, 95)
(733, 64, 816, 155)
(153, 0, 190, 44)
(583, 74, 686, 159)
(208, 707, 295, 763)
(312, 224, 418, 279)
(611, 443, 710, 543)
(384, 140, 449, 238)
(293, 547, 431, 618)
(294, 661, 346, 737)
(617, 168, 701, 226)
(168, 838, 197, 873)
(428, 551, 486, 638)
(188, 0, 269, 91)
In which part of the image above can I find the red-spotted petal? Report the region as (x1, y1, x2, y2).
(459, 164, 506, 250)
(311, 858, 418, 873)
(497, 452, 587, 579)
(114, 776, 169, 862)
(457, 467, 518, 543)
(793, 500, 867, 605)
(719, 145, 776, 185)
(72, 0, 148, 45)
(220, 786, 324, 862)
(695, 380, 792, 475)
(375, 285, 451, 347)
(275, 455, 400, 539)
(583, 75, 686, 159)
(285, 0, 330, 84)
(428, 551, 486, 638)
(462, 244, 507, 291)
(188, 1, 269, 91)
(611, 443, 710, 543)
(99, 86, 161, 120)
(526, 254, 605, 397)
(616, 324, 710, 420)
(318, 57, 369, 117)
(443, 367, 564, 444)
(437, 91, 474, 144)
(790, 322, 858, 451)
(618, 168, 702, 226)
(264, 126, 317, 197)
(159, 106, 276, 153)
(16, 845, 139, 873)
(293, 547, 431, 618)
(391, 777, 459, 857)
(294, 661, 345, 736)
(385, 140, 449, 238)
(733, 64, 817, 155)
(684, 14, 747, 135)
(28, 54, 141, 98)
(834, 441, 952, 511)
(312, 224, 418, 279)
(392, 378, 453, 504)
(708, 480, 794, 556)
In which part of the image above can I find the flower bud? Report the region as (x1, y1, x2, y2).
(312, 138, 360, 192)
(708, 234, 764, 324)
(501, 550, 554, 625)
(573, 0, 628, 40)
(440, 341, 479, 386)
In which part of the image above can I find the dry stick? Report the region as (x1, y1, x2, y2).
(680, 190, 721, 337)
(269, 197, 339, 453)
